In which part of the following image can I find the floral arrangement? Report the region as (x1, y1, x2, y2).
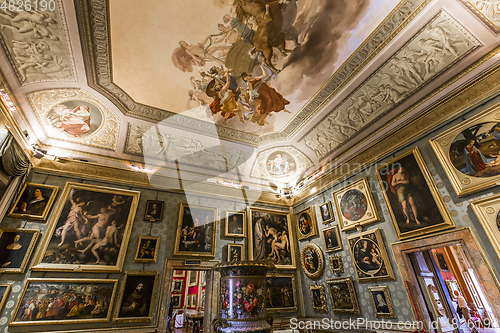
(220, 278, 266, 319)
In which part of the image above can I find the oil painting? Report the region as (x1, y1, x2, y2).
(0, 228, 40, 273)
(322, 225, 342, 252)
(32, 182, 140, 272)
(225, 210, 246, 238)
(227, 243, 244, 262)
(310, 284, 327, 313)
(368, 286, 396, 319)
(143, 200, 164, 222)
(329, 256, 344, 274)
(300, 243, 324, 280)
(266, 151, 296, 178)
(10, 278, 117, 326)
(46, 101, 102, 138)
(248, 207, 296, 269)
(172, 280, 183, 293)
(470, 193, 500, 261)
(173, 203, 217, 257)
(133, 236, 161, 263)
(265, 273, 297, 313)
(9, 183, 59, 221)
(295, 206, 318, 240)
(326, 277, 360, 315)
(171, 294, 182, 309)
(376, 147, 454, 239)
(319, 201, 334, 224)
(0, 284, 11, 314)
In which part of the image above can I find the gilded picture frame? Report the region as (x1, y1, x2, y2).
(114, 270, 160, 323)
(32, 182, 140, 273)
(133, 235, 161, 263)
(8, 182, 59, 221)
(171, 294, 182, 309)
(186, 295, 191, 308)
(300, 243, 324, 280)
(326, 277, 361, 315)
(429, 104, 500, 196)
(192, 294, 197, 308)
(173, 203, 217, 258)
(322, 225, 342, 252)
(376, 147, 455, 239)
(10, 278, 118, 326)
(347, 228, 394, 282)
(248, 206, 296, 269)
(471, 193, 500, 261)
(318, 201, 335, 224)
(368, 286, 396, 319)
(310, 284, 328, 313)
(0, 228, 40, 273)
(265, 273, 297, 313)
(172, 279, 184, 293)
(329, 256, 344, 274)
(173, 270, 186, 278)
(227, 243, 244, 262)
(225, 210, 246, 238)
(295, 206, 318, 240)
(143, 200, 164, 222)
(188, 270, 198, 287)
(332, 177, 379, 231)
(0, 284, 11, 314)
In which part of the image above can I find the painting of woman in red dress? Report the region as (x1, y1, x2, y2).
(47, 101, 102, 138)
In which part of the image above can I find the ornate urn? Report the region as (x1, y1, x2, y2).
(213, 261, 275, 333)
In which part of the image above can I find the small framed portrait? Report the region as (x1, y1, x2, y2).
(310, 284, 328, 313)
(368, 286, 396, 318)
(192, 294, 197, 308)
(188, 270, 198, 287)
(434, 252, 449, 271)
(201, 290, 205, 310)
(300, 243, 324, 280)
(173, 270, 186, 278)
(186, 295, 191, 308)
(133, 236, 161, 263)
(0, 228, 40, 273)
(171, 294, 182, 309)
(322, 225, 342, 252)
(376, 147, 455, 239)
(8, 183, 59, 221)
(329, 256, 344, 274)
(227, 243, 244, 262)
(172, 280, 183, 293)
(333, 178, 379, 231)
(326, 277, 360, 314)
(143, 200, 164, 222)
(347, 228, 394, 282)
(225, 210, 246, 238)
(266, 273, 297, 313)
(114, 271, 160, 323)
(0, 284, 11, 314)
(318, 201, 334, 224)
(295, 206, 318, 240)
(445, 280, 462, 300)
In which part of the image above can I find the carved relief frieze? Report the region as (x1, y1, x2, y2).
(457, 0, 500, 33)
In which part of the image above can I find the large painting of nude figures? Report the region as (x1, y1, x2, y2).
(248, 207, 296, 270)
(376, 147, 454, 240)
(32, 183, 140, 272)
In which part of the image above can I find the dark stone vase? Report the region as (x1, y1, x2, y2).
(213, 261, 275, 333)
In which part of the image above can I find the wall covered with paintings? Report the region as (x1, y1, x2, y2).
(293, 93, 500, 321)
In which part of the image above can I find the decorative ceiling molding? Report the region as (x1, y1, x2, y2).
(250, 146, 313, 182)
(28, 89, 119, 150)
(458, 0, 500, 34)
(300, 9, 481, 160)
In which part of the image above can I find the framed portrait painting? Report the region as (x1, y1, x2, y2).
(333, 178, 379, 231)
(368, 286, 396, 318)
(326, 277, 361, 315)
(265, 273, 297, 313)
(310, 284, 328, 313)
(8, 183, 59, 221)
(318, 201, 334, 224)
(225, 210, 246, 238)
(434, 252, 449, 271)
(429, 105, 500, 196)
(0, 284, 11, 314)
(376, 147, 454, 239)
(192, 295, 197, 308)
(32, 182, 140, 272)
(173, 203, 217, 257)
(329, 256, 344, 274)
(186, 295, 191, 308)
(470, 193, 500, 261)
(172, 280, 183, 293)
(10, 278, 117, 326)
(295, 206, 318, 240)
(0, 228, 40, 273)
(171, 294, 182, 309)
(188, 270, 198, 287)
(227, 243, 244, 262)
(173, 270, 186, 278)
(143, 200, 164, 222)
(248, 207, 296, 269)
(133, 236, 161, 263)
(300, 243, 324, 280)
(322, 225, 342, 252)
(114, 271, 160, 323)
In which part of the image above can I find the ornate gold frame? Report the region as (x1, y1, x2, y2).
(471, 193, 500, 261)
(332, 177, 380, 231)
(224, 210, 246, 238)
(247, 206, 296, 270)
(171, 294, 182, 309)
(429, 104, 500, 196)
(32, 182, 140, 272)
(133, 235, 161, 263)
(143, 200, 164, 222)
(295, 206, 318, 241)
(376, 147, 455, 239)
(326, 277, 361, 315)
(227, 243, 244, 262)
(113, 270, 160, 323)
(322, 225, 342, 253)
(310, 284, 328, 314)
(0, 228, 40, 273)
(8, 182, 59, 221)
(172, 279, 183, 293)
(173, 203, 217, 258)
(10, 278, 118, 326)
(347, 228, 395, 282)
(318, 201, 335, 224)
(0, 284, 11, 314)
(300, 243, 324, 280)
(445, 279, 462, 300)
(266, 273, 298, 313)
(188, 270, 199, 287)
(173, 270, 186, 278)
(186, 295, 191, 308)
(329, 256, 344, 274)
(368, 286, 396, 319)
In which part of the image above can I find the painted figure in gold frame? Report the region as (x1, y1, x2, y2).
(368, 286, 396, 318)
(144, 200, 164, 222)
(471, 193, 500, 262)
(0, 228, 40, 273)
(322, 225, 342, 252)
(300, 243, 324, 280)
(265, 273, 297, 313)
(133, 236, 161, 263)
(9, 183, 59, 221)
(0, 284, 11, 314)
(310, 284, 328, 313)
(225, 210, 246, 238)
(295, 206, 318, 240)
(227, 243, 244, 262)
(329, 256, 344, 274)
(326, 277, 360, 314)
(318, 201, 335, 224)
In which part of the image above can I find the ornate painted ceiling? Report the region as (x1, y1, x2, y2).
(0, 0, 500, 190)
